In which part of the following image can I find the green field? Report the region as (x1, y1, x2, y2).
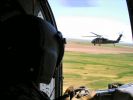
(63, 50, 133, 91)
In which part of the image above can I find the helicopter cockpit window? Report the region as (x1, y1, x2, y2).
(48, 0, 133, 91)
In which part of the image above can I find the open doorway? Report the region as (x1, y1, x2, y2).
(48, 0, 133, 92)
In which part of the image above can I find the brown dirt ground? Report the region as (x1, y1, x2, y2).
(65, 42, 133, 54)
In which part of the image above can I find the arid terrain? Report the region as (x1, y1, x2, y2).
(65, 42, 133, 54)
(63, 40, 133, 92)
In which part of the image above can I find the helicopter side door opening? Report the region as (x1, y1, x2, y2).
(49, 0, 133, 99)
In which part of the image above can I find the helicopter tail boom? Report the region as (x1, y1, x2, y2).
(116, 34, 123, 43)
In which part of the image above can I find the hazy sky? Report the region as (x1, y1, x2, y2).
(48, 0, 133, 43)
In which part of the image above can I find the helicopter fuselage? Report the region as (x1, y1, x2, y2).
(91, 34, 122, 46)
(91, 38, 117, 45)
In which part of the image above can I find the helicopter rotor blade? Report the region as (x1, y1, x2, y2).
(90, 32, 102, 37)
(82, 35, 97, 37)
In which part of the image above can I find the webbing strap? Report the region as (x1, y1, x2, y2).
(32, 82, 50, 100)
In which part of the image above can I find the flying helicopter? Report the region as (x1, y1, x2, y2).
(83, 32, 123, 46)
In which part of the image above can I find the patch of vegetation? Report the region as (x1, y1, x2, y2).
(63, 51, 133, 90)
(118, 71, 133, 78)
(64, 73, 82, 78)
